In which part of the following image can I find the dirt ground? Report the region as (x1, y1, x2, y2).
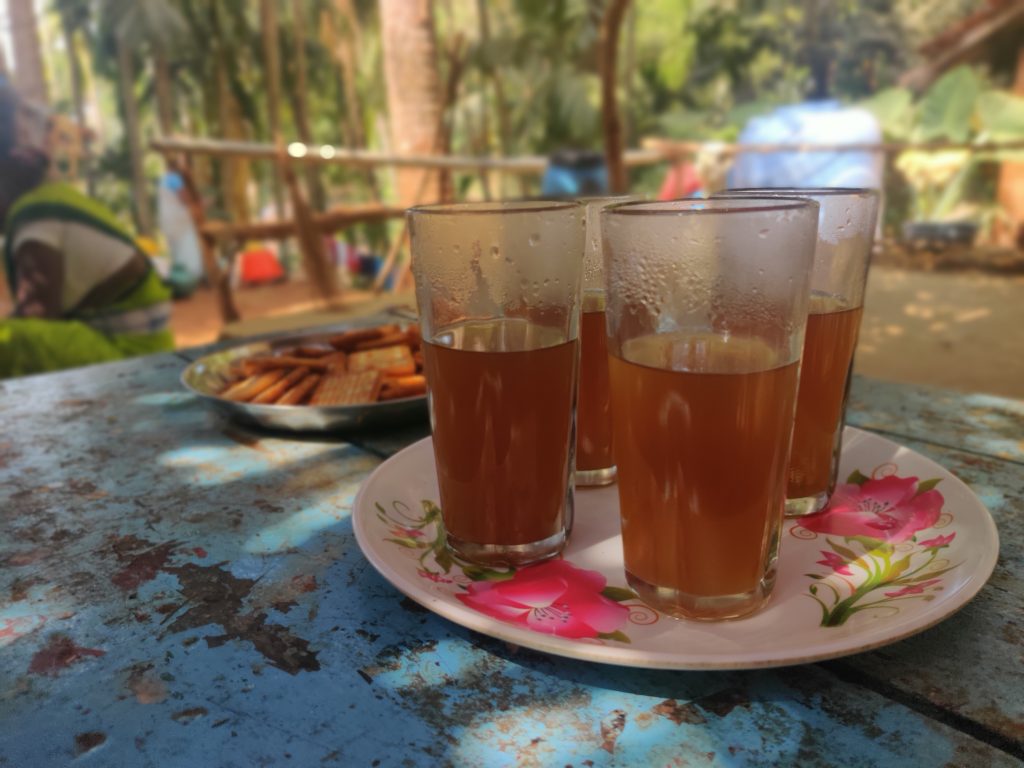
(2, 266, 1022, 399)
(854, 266, 1024, 399)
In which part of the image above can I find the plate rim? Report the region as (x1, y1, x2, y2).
(352, 427, 1000, 670)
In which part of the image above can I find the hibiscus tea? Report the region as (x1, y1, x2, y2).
(609, 332, 799, 620)
(576, 291, 615, 485)
(787, 297, 864, 513)
(423, 318, 578, 566)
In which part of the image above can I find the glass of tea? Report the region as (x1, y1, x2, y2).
(716, 188, 880, 517)
(576, 196, 639, 487)
(602, 198, 819, 620)
(408, 201, 585, 567)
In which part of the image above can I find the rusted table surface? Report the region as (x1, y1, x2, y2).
(1, 344, 1021, 767)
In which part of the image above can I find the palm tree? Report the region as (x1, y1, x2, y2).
(100, 0, 188, 234)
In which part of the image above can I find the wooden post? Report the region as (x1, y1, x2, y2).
(600, 0, 631, 194)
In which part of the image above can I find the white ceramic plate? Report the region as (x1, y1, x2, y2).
(352, 427, 999, 669)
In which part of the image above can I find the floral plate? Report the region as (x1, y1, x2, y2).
(351, 427, 999, 669)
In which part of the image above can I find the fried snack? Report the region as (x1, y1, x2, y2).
(353, 331, 412, 351)
(327, 327, 380, 350)
(413, 350, 424, 372)
(241, 356, 275, 377)
(349, 345, 416, 376)
(277, 373, 321, 405)
(379, 374, 427, 401)
(220, 369, 287, 402)
(252, 366, 310, 404)
(293, 345, 334, 358)
(309, 370, 383, 406)
(246, 355, 329, 372)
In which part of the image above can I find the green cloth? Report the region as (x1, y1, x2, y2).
(0, 318, 174, 379)
(2, 182, 174, 378)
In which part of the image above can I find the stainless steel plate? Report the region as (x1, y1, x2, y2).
(181, 328, 428, 433)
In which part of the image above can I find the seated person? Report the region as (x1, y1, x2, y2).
(1, 147, 174, 378)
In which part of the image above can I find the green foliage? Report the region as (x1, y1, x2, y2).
(860, 87, 914, 139)
(976, 91, 1024, 140)
(915, 66, 980, 143)
(878, 65, 1024, 222)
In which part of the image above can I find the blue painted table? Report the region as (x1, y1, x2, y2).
(1, 343, 1022, 767)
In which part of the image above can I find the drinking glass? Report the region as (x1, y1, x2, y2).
(602, 198, 819, 620)
(577, 196, 638, 487)
(408, 201, 585, 567)
(716, 188, 880, 516)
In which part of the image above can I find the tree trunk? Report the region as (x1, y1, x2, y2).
(117, 38, 152, 235)
(154, 48, 174, 136)
(260, 0, 287, 221)
(288, 0, 326, 211)
(600, 0, 631, 194)
(379, 0, 445, 206)
(7, 0, 48, 105)
(326, 0, 380, 199)
(61, 16, 94, 193)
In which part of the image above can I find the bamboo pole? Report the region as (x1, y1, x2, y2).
(151, 136, 656, 172)
(642, 138, 1024, 157)
(152, 136, 1024, 176)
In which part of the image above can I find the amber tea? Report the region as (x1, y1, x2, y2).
(609, 333, 798, 619)
(423, 319, 578, 558)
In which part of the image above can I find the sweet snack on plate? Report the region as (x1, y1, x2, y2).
(310, 370, 384, 406)
(348, 345, 416, 376)
(216, 323, 425, 406)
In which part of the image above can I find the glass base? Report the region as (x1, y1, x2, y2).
(785, 491, 830, 518)
(625, 569, 776, 621)
(576, 465, 617, 487)
(446, 528, 566, 568)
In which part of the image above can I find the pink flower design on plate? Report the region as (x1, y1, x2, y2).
(918, 532, 956, 549)
(884, 578, 942, 598)
(391, 527, 424, 539)
(798, 475, 943, 543)
(817, 550, 854, 575)
(418, 569, 452, 584)
(456, 559, 629, 639)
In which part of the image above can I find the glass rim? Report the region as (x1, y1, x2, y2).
(715, 187, 879, 199)
(407, 200, 582, 216)
(603, 197, 818, 217)
(576, 194, 643, 204)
